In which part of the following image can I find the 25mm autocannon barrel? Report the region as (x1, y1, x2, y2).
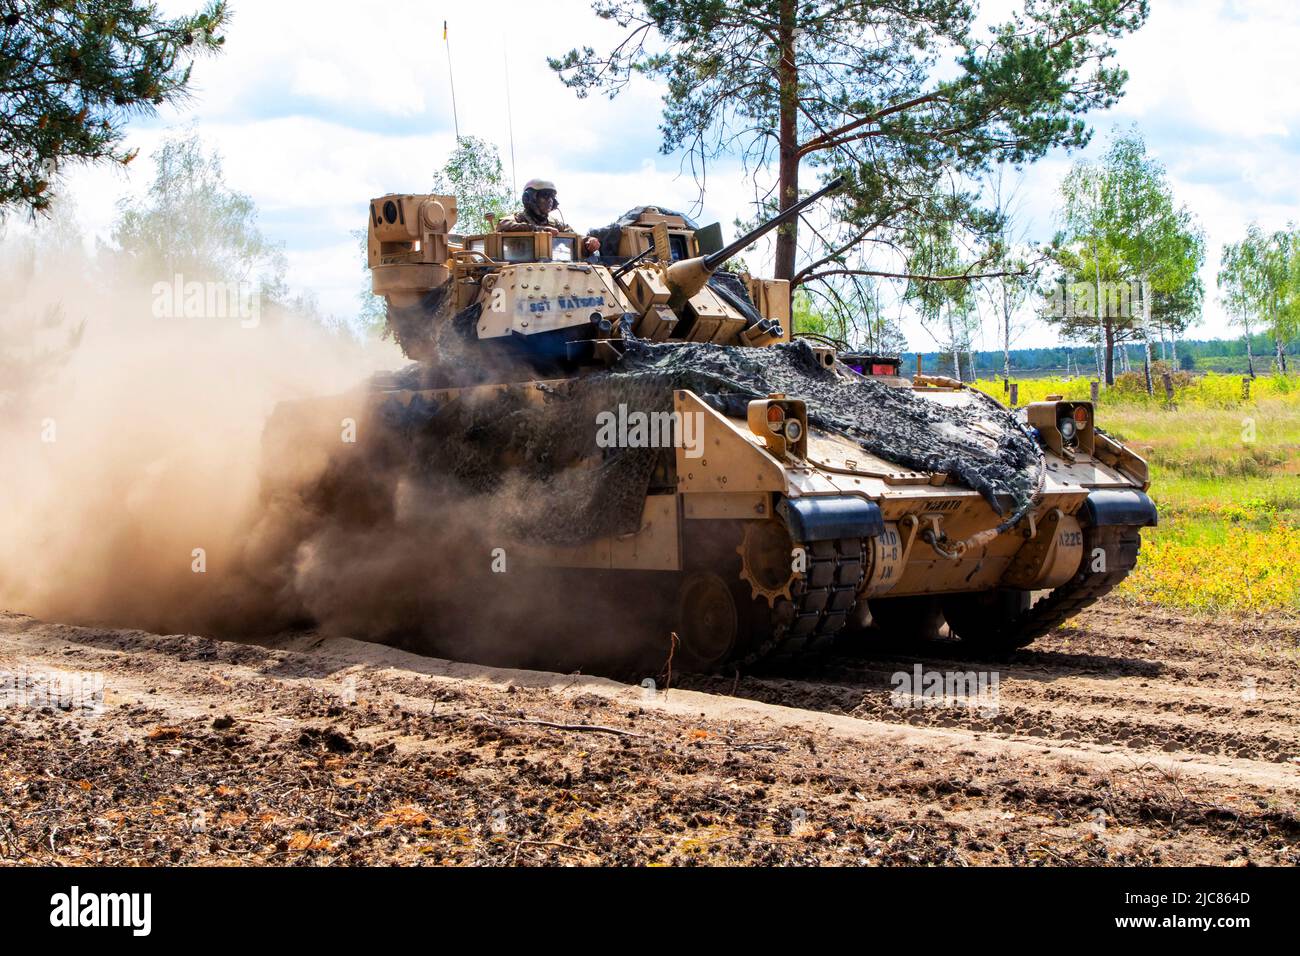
(702, 176, 846, 272)
(666, 176, 845, 303)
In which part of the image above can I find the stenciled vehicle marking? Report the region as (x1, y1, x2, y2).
(518, 294, 608, 315)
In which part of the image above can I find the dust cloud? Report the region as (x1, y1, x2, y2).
(0, 229, 398, 637)
(0, 232, 670, 676)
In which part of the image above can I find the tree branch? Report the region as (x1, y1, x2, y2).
(805, 267, 1030, 284)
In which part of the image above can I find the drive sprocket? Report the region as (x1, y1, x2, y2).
(736, 519, 797, 607)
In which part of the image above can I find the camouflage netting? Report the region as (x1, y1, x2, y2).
(617, 338, 1043, 508)
(375, 372, 675, 545)
(589, 205, 700, 261)
(372, 338, 1043, 547)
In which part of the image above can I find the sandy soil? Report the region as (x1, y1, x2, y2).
(1, 603, 1297, 866)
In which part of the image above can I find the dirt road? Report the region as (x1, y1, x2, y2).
(1, 603, 1297, 865)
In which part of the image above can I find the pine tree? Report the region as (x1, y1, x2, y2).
(0, 1, 229, 214)
(552, 0, 1147, 303)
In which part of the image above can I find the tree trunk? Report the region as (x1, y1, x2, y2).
(1001, 284, 1011, 381)
(1093, 246, 1105, 384)
(946, 304, 960, 382)
(1141, 275, 1154, 395)
(1105, 334, 1116, 386)
(1276, 334, 1288, 374)
(773, 0, 799, 283)
(1244, 317, 1256, 378)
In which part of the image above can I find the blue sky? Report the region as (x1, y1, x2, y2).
(45, 0, 1300, 350)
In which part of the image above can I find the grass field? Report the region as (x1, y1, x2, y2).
(974, 371, 1300, 618)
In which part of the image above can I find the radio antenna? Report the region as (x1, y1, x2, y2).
(504, 45, 518, 195)
(443, 20, 460, 141)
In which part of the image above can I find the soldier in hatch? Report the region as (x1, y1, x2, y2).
(498, 178, 601, 255)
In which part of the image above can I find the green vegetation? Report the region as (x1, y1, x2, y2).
(1217, 223, 1300, 375)
(975, 373, 1300, 617)
(430, 135, 513, 236)
(909, 333, 1297, 378)
(1046, 128, 1205, 388)
(111, 130, 286, 296)
(1, 0, 229, 214)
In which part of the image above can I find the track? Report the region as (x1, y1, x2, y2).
(740, 536, 866, 665)
(739, 523, 1140, 667)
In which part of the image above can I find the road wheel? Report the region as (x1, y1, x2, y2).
(674, 572, 740, 672)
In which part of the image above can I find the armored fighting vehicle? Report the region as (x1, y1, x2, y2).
(303, 180, 1157, 671)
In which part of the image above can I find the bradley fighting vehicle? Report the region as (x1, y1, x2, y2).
(338, 178, 1157, 671)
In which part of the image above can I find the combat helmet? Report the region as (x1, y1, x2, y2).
(522, 178, 559, 220)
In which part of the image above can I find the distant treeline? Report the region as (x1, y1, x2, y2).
(905, 334, 1299, 378)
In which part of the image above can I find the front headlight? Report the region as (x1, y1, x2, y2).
(748, 394, 808, 459)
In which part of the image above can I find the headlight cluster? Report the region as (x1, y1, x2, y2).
(1027, 400, 1094, 456)
(749, 395, 808, 458)
(1057, 405, 1091, 446)
(765, 403, 803, 442)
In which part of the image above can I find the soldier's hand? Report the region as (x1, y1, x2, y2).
(544, 226, 559, 235)
(584, 237, 600, 254)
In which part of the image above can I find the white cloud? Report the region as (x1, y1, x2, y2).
(29, 0, 1300, 349)
(1111, 0, 1299, 140)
